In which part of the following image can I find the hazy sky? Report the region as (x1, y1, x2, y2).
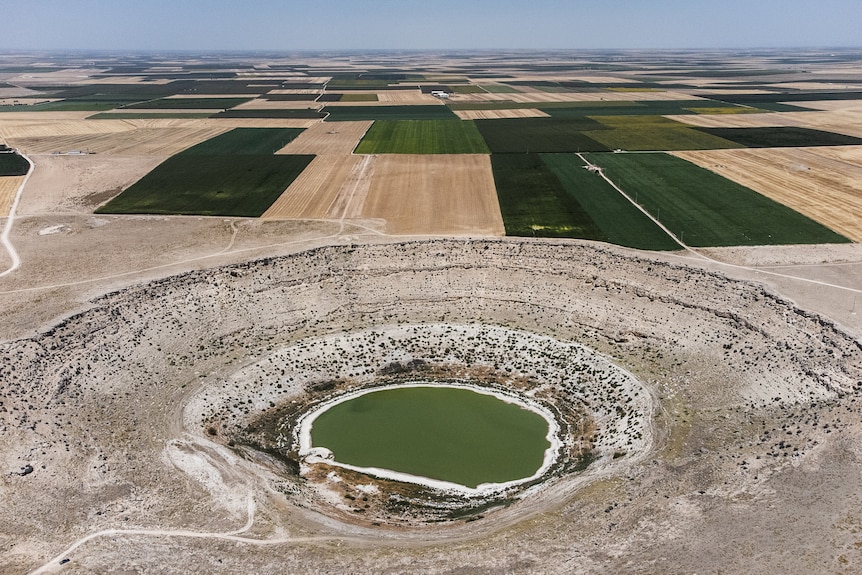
(4, 0, 861, 51)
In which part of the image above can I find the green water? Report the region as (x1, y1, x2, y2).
(310, 386, 552, 488)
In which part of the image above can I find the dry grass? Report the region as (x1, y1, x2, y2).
(277, 121, 371, 155)
(9, 127, 230, 155)
(675, 146, 862, 241)
(0, 175, 24, 216)
(361, 154, 504, 236)
(672, 107, 862, 138)
(261, 154, 366, 219)
(453, 108, 550, 120)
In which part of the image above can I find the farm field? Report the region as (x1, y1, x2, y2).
(362, 154, 504, 235)
(277, 120, 372, 155)
(675, 146, 862, 242)
(0, 150, 30, 175)
(0, 175, 24, 215)
(584, 152, 850, 246)
(475, 117, 609, 153)
(693, 126, 862, 148)
(323, 105, 457, 121)
(123, 97, 252, 109)
(179, 127, 305, 155)
(96, 128, 313, 216)
(354, 120, 489, 154)
(490, 153, 603, 238)
(453, 108, 549, 120)
(95, 153, 314, 216)
(262, 154, 365, 219)
(7, 126, 230, 155)
(587, 116, 741, 151)
(540, 154, 681, 250)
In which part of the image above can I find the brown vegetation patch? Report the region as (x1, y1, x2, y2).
(277, 121, 372, 155)
(361, 154, 504, 235)
(674, 146, 862, 241)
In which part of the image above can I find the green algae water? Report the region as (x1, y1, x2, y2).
(309, 385, 553, 489)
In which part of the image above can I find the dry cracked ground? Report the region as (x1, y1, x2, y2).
(2, 215, 862, 575)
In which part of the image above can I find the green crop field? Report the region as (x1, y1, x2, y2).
(588, 116, 741, 151)
(180, 128, 305, 155)
(96, 128, 311, 217)
(339, 93, 378, 102)
(0, 151, 30, 176)
(95, 154, 313, 217)
(490, 154, 604, 239)
(693, 127, 862, 147)
(475, 117, 610, 153)
(583, 152, 850, 246)
(123, 97, 252, 109)
(323, 105, 458, 121)
(540, 154, 680, 250)
(354, 120, 489, 154)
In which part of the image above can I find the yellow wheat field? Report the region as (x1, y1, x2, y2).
(0, 176, 24, 217)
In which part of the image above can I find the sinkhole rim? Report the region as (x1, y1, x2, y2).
(295, 381, 563, 496)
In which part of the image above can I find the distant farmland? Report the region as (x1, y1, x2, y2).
(354, 120, 489, 154)
(323, 105, 457, 121)
(588, 116, 740, 151)
(692, 127, 862, 148)
(584, 152, 850, 246)
(96, 128, 313, 217)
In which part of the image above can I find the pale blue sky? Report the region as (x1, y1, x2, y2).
(4, 0, 861, 51)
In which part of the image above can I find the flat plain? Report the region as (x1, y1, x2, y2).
(3, 50, 862, 575)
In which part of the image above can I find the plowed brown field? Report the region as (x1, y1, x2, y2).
(361, 154, 504, 235)
(675, 147, 862, 241)
(277, 121, 372, 155)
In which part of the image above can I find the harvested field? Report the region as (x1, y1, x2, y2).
(377, 91, 440, 105)
(8, 126, 229, 155)
(277, 121, 372, 155)
(361, 154, 504, 235)
(0, 175, 24, 216)
(262, 154, 365, 219)
(674, 146, 862, 241)
(453, 108, 549, 120)
(16, 154, 164, 215)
